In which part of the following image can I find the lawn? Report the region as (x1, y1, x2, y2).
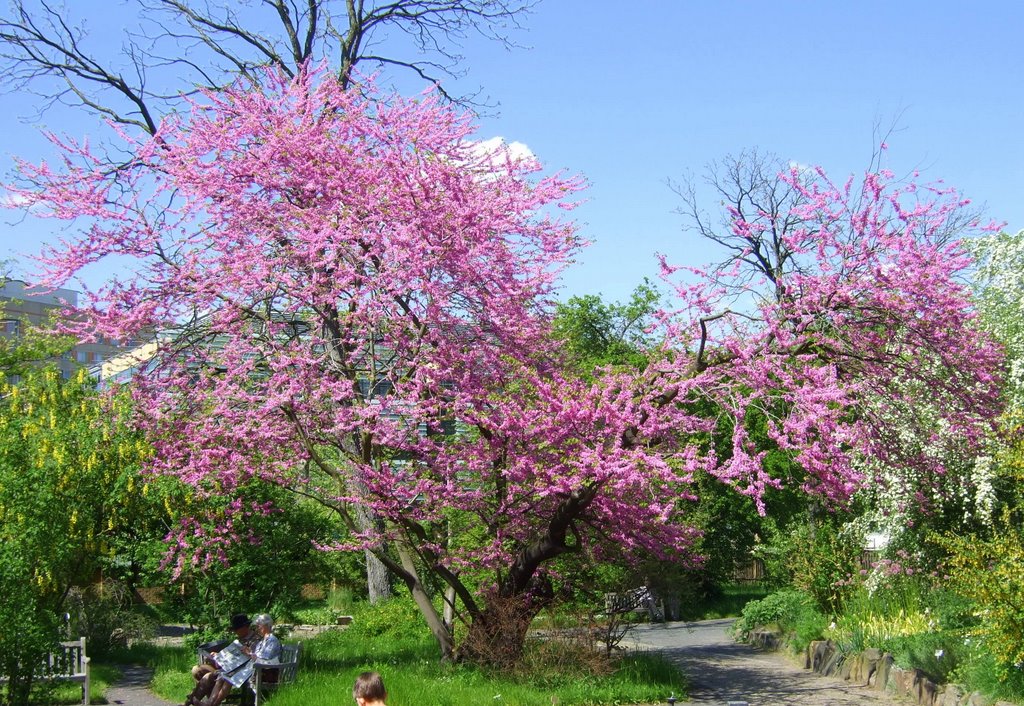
(149, 609, 687, 706)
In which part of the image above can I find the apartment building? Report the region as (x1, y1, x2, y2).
(0, 278, 136, 378)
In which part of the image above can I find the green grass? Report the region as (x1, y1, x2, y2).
(148, 645, 197, 702)
(680, 583, 771, 621)
(148, 620, 685, 706)
(2, 663, 121, 705)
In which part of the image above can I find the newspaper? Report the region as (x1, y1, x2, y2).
(221, 661, 255, 688)
(212, 640, 253, 687)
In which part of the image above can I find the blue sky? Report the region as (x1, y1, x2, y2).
(2, 0, 1022, 303)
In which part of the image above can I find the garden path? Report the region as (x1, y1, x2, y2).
(624, 618, 908, 706)
(103, 664, 176, 706)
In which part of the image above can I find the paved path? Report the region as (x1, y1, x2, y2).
(624, 619, 908, 706)
(104, 664, 177, 706)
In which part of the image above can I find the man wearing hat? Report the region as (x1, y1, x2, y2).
(184, 614, 261, 706)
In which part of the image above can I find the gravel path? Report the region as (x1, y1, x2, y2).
(103, 664, 177, 706)
(623, 619, 908, 706)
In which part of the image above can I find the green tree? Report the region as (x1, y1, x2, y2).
(154, 480, 356, 630)
(0, 368, 149, 700)
(552, 280, 659, 377)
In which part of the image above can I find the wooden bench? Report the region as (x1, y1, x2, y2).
(197, 641, 302, 706)
(248, 643, 302, 706)
(0, 637, 90, 705)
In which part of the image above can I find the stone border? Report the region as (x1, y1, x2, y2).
(803, 639, 1019, 706)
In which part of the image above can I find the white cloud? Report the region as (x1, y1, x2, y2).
(464, 137, 537, 174)
(0, 192, 34, 210)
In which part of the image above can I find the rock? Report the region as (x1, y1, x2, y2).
(859, 648, 883, 687)
(840, 653, 857, 681)
(964, 692, 990, 706)
(940, 684, 964, 706)
(807, 640, 828, 671)
(750, 629, 780, 650)
(917, 673, 939, 706)
(891, 666, 913, 697)
(872, 653, 894, 691)
(821, 646, 844, 677)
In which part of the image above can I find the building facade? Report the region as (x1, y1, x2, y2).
(0, 279, 136, 378)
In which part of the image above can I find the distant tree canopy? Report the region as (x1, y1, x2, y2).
(552, 280, 659, 376)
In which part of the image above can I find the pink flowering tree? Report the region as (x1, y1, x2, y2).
(14, 69, 1004, 664)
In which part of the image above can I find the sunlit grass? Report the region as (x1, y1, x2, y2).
(6, 662, 121, 705)
(148, 620, 685, 706)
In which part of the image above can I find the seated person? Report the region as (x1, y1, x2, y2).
(200, 613, 282, 706)
(184, 613, 260, 706)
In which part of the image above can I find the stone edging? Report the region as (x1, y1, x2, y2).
(802, 639, 1018, 706)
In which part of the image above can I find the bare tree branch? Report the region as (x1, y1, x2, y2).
(0, 0, 159, 133)
(0, 0, 537, 137)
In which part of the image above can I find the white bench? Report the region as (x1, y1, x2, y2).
(603, 586, 665, 622)
(0, 637, 90, 705)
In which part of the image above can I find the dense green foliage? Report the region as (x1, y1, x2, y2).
(0, 366, 149, 702)
(551, 280, 659, 376)
(152, 481, 352, 632)
(733, 589, 826, 651)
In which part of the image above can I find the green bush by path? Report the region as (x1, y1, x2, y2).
(732, 588, 827, 654)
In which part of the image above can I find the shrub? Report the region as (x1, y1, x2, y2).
(953, 645, 1024, 703)
(733, 589, 825, 651)
(886, 630, 961, 683)
(348, 596, 425, 641)
(788, 521, 864, 613)
(66, 580, 156, 657)
(939, 510, 1024, 674)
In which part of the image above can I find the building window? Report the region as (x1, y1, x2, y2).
(0, 319, 20, 336)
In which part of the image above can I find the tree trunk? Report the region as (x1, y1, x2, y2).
(396, 544, 455, 660)
(364, 549, 392, 604)
(442, 584, 456, 633)
(354, 504, 392, 603)
(458, 592, 545, 668)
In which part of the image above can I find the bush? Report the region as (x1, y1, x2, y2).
(887, 631, 961, 683)
(953, 646, 1024, 703)
(939, 511, 1024, 673)
(150, 481, 348, 631)
(733, 589, 825, 651)
(66, 580, 156, 657)
(348, 597, 425, 641)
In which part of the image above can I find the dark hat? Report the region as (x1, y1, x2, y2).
(229, 614, 250, 631)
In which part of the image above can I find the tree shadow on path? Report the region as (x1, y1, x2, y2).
(625, 619, 906, 706)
